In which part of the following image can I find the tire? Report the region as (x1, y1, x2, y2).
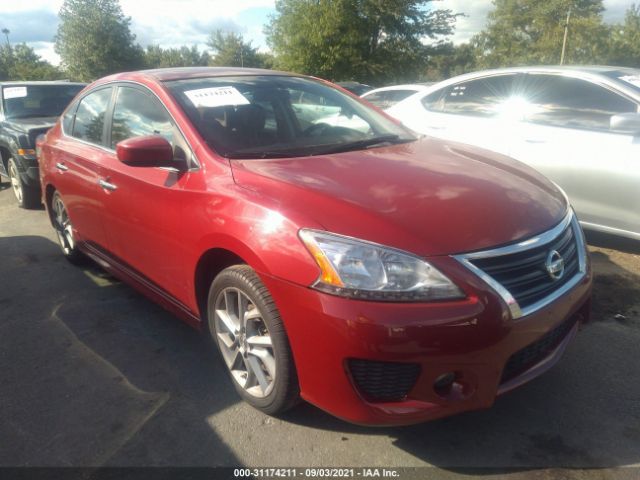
(8, 157, 40, 209)
(51, 191, 84, 265)
(207, 265, 300, 415)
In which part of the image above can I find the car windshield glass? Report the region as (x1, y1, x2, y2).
(165, 75, 415, 159)
(2, 84, 84, 119)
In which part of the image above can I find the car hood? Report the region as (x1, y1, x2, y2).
(229, 137, 568, 257)
(2, 116, 58, 133)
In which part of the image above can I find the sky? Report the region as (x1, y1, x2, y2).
(0, 0, 633, 66)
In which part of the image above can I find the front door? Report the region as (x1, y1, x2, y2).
(97, 84, 196, 304)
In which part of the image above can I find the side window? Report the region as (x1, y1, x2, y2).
(421, 89, 445, 112)
(439, 75, 515, 117)
(72, 88, 112, 145)
(62, 103, 77, 134)
(367, 90, 418, 109)
(385, 90, 417, 105)
(110, 87, 174, 149)
(521, 74, 638, 132)
(363, 91, 388, 108)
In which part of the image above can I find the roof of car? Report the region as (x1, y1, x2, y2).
(139, 67, 298, 82)
(89, 67, 308, 86)
(453, 65, 640, 79)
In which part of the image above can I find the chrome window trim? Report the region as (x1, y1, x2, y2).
(454, 209, 587, 320)
(61, 79, 201, 171)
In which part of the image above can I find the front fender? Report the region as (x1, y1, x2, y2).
(180, 178, 324, 314)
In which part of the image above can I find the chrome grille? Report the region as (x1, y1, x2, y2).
(470, 222, 578, 310)
(456, 212, 586, 319)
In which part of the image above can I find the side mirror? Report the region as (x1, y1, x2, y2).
(116, 135, 174, 166)
(610, 112, 640, 135)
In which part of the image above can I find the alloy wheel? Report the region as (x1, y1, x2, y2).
(52, 194, 75, 255)
(214, 287, 276, 398)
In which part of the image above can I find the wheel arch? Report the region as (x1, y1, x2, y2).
(194, 247, 251, 324)
(44, 183, 58, 226)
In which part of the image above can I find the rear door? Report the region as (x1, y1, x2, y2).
(96, 84, 195, 302)
(52, 86, 113, 248)
(507, 74, 640, 235)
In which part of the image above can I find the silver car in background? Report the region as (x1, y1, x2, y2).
(360, 84, 433, 110)
(387, 66, 640, 240)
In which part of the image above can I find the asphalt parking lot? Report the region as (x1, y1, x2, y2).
(1, 182, 639, 478)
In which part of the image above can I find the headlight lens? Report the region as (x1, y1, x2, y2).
(299, 229, 465, 302)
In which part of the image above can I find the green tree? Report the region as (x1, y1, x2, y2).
(54, 0, 144, 81)
(0, 44, 64, 81)
(475, 0, 610, 67)
(144, 45, 210, 68)
(265, 0, 457, 84)
(423, 42, 479, 81)
(608, 4, 640, 67)
(207, 30, 267, 68)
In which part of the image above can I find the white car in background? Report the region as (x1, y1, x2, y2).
(361, 84, 433, 110)
(386, 66, 640, 240)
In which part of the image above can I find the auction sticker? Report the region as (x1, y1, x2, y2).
(185, 86, 250, 108)
(620, 75, 640, 88)
(3, 86, 27, 99)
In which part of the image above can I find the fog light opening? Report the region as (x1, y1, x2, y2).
(433, 372, 456, 397)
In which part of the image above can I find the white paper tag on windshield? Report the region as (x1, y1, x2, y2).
(3, 86, 27, 99)
(184, 86, 250, 108)
(620, 75, 640, 88)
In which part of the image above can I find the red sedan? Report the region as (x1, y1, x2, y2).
(38, 67, 592, 426)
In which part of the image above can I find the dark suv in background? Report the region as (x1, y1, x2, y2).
(0, 81, 85, 208)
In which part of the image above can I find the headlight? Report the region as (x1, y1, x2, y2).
(299, 229, 465, 302)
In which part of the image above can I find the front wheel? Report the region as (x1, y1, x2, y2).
(207, 265, 300, 415)
(51, 191, 84, 264)
(8, 158, 40, 209)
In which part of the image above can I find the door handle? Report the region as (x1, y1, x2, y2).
(55, 162, 69, 172)
(98, 179, 117, 192)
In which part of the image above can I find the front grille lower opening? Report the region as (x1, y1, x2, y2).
(501, 315, 578, 383)
(348, 359, 421, 403)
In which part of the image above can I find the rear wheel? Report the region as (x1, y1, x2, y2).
(207, 265, 300, 415)
(51, 191, 84, 264)
(8, 157, 40, 209)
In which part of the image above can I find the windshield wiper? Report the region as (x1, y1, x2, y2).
(222, 135, 411, 159)
(312, 135, 407, 155)
(225, 150, 302, 159)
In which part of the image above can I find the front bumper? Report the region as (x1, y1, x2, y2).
(13, 154, 41, 189)
(261, 256, 592, 426)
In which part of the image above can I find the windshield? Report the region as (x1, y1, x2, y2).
(2, 84, 85, 119)
(165, 75, 415, 159)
